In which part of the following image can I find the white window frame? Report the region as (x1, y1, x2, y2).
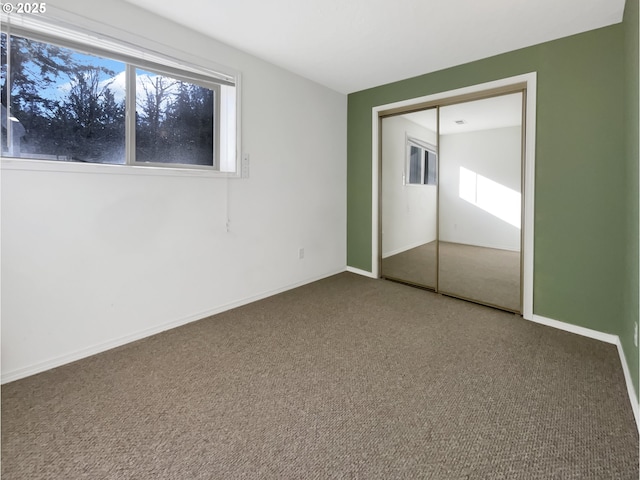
(405, 136, 437, 186)
(0, 13, 242, 177)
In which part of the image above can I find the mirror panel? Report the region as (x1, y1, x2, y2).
(381, 108, 438, 289)
(437, 93, 523, 311)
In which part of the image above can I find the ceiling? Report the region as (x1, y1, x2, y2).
(123, 0, 625, 94)
(403, 92, 523, 135)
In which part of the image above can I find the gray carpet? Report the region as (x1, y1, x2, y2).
(2, 273, 638, 479)
(382, 241, 521, 312)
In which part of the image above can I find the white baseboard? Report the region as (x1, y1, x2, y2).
(1, 268, 345, 384)
(529, 314, 639, 432)
(614, 337, 640, 432)
(345, 266, 377, 278)
(529, 314, 619, 344)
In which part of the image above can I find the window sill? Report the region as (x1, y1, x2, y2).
(404, 183, 437, 188)
(1, 157, 240, 179)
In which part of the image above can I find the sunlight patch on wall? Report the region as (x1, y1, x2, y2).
(459, 166, 521, 228)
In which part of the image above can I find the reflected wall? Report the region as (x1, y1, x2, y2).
(438, 94, 522, 312)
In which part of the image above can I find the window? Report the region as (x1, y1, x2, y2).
(1, 19, 239, 173)
(134, 68, 218, 167)
(406, 138, 437, 185)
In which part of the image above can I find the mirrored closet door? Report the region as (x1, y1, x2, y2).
(379, 91, 524, 313)
(380, 107, 438, 290)
(437, 93, 523, 312)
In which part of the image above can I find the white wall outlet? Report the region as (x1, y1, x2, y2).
(241, 153, 250, 178)
(635, 322, 638, 348)
(298, 247, 304, 259)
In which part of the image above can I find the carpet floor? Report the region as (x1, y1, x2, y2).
(2, 273, 638, 479)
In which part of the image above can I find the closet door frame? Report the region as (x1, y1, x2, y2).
(371, 73, 537, 319)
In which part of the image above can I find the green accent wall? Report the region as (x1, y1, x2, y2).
(348, 25, 627, 336)
(623, 0, 639, 400)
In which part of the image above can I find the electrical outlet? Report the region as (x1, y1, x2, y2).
(635, 322, 638, 348)
(298, 247, 304, 259)
(241, 153, 250, 178)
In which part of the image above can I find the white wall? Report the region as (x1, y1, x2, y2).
(439, 126, 521, 251)
(381, 116, 437, 257)
(1, 0, 347, 382)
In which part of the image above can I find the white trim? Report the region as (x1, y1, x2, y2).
(530, 313, 639, 432)
(346, 266, 378, 279)
(529, 314, 618, 344)
(522, 75, 537, 320)
(637, 0, 640, 437)
(615, 337, 640, 432)
(407, 136, 437, 152)
(0, 268, 344, 384)
(1, 158, 240, 179)
(371, 111, 380, 278)
(371, 73, 537, 319)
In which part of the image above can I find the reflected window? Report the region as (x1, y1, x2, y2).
(406, 138, 437, 186)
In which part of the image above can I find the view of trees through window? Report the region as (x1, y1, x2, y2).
(1, 33, 216, 167)
(135, 69, 215, 166)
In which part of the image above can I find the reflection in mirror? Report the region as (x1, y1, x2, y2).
(381, 108, 438, 289)
(438, 93, 523, 312)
